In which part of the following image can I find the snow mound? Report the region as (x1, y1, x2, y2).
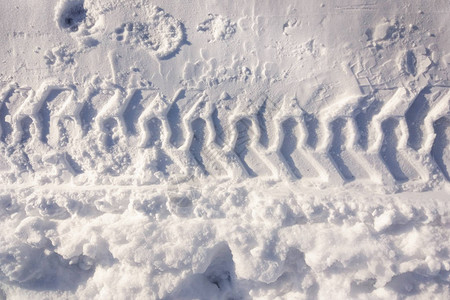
(198, 14, 237, 42)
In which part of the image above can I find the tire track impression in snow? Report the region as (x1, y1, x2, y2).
(431, 116, 450, 180)
(0, 82, 449, 187)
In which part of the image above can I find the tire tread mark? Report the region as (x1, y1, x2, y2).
(431, 117, 450, 181)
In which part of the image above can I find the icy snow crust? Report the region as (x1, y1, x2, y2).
(0, 0, 449, 299)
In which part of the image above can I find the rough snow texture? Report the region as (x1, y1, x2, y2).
(0, 0, 449, 299)
(198, 14, 236, 42)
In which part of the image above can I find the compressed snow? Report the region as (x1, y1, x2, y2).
(0, 0, 450, 299)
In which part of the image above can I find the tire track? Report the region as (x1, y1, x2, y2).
(0, 82, 448, 187)
(431, 117, 450, 180)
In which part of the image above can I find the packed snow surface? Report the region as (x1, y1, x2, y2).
(0, 0, 450, 299)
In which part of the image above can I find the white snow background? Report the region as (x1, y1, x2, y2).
(0, 0, 449, 299)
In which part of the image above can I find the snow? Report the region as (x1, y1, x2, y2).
(1, 0, 450, 299)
